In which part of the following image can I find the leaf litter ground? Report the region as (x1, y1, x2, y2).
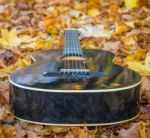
(0, 0, 149, 138)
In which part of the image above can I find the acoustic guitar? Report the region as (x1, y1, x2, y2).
(9, 29, 142, 126)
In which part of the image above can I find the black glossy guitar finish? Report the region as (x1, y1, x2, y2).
(9, 30, 142, 126)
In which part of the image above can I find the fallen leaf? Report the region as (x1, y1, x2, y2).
(127, 56, 150, 76)
(87, 0, 101, 9)
(35, 39, 53, 50)
(49, 126, 70, 133)
(124, 0, 139, 9)
(0, 49, 16, 66)
(103, 41, 120, 53)
(70, 10, 81, 18)
(16, 57, 32, 67)
(0, 125, 17, 138)
(27, 130, 38, 138)
(0, 28, 20, 48)
(87, 8, 100, 17)
(142, 77, 150, 91)
(122, 36, 137, 46)
(118, 123, 140, 138)
(0, 93, 7, 105)
(125, 20, 140, 28)
(0, 65, 16, 78)
(0, 0, 149, 137)
(65, 131, 74, 138)
(143, 91, 150, 105)
(78, 25, 113, 39)
(14, 123, 26, 138)
(125, 48, 147, 62)
(139, 122, 147, 138)
(113, 24, 130, 35)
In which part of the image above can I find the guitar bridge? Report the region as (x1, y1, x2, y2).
(60, 69, 90, 80)
(60, 69, 89, 74)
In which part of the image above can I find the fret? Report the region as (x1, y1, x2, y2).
(62, 29, 90, 75)
(64, 30, 83, 57)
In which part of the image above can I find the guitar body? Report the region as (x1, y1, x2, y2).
(9, 49, 142, 126)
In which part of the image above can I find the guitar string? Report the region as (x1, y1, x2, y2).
(70, 31, 75, 76)
(74, 30, 81, 76)
(66, 31, 69, 74)
(64, 30, 68, 74)
(77, 34, 83, 71)
(70, 31, 76, 71)
(69, 31, 72, 73)
(64, 32, 66, 74)
(75, 30, 86, 74)
(75, 31, 86, 73)
(75, 31, 83, 71)
(65, 30, 86, 76)
(70, 31, 74, 72)
(67, 31, 70, 74)
(72, 30, 78, 76)
(68, 30, 73, 74)
(75, 31, 80, 75)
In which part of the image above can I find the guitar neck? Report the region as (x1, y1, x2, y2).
(63, 29, 83, 57)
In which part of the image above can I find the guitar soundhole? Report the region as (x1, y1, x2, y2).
(43, 30, 107, 80)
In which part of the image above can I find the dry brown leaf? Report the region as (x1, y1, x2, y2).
(0, 0, 149, 137)
(0, 125, 17, 138)
(0, 94, 7, 105)
(14, 123, 26, 138)
(118, 123, 140, 138)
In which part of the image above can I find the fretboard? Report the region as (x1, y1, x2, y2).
(64, 29, 83, 57)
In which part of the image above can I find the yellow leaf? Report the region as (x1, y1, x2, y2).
(54, 136, 59, 138)
(125, 48, 147, 62)
(145, 56, 150, 67)
(35, 40, 52, 50)
(0, 128, 5, 138)
(87, 0, 101, 9)
(87, 8, 100, 17)
(0, 28, 20, 48)
(139, 122, 147, 138)
(125, 20, 140, 28)
(0, 65, 16, 78)
(124, 0, 139, 9)
(122, 36, 137, 46)
(127, 56, 150, 76)
(113, 24, 130, 35)
(49, 126, 70, 133)
(16, 57, 32, 67)
(0, 125, 17, 138)
(19, 35, 34, 43)
(74, 84, 82, 90)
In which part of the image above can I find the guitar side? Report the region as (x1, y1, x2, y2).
(9, 49, 142, 126)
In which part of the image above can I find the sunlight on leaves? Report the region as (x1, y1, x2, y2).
(87, 8, 100, 17)
(79, 25, 113, 39)
(139, 122, 147, 138)
(113, 24, 130, 35)
(127, 56, 150, 76)
(0, 28, 20, 48)
(125, 48, 147, 62)
(0, 0, 149, 137)
(124, 0, 139, 9)
(16, 57, 32, 67)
